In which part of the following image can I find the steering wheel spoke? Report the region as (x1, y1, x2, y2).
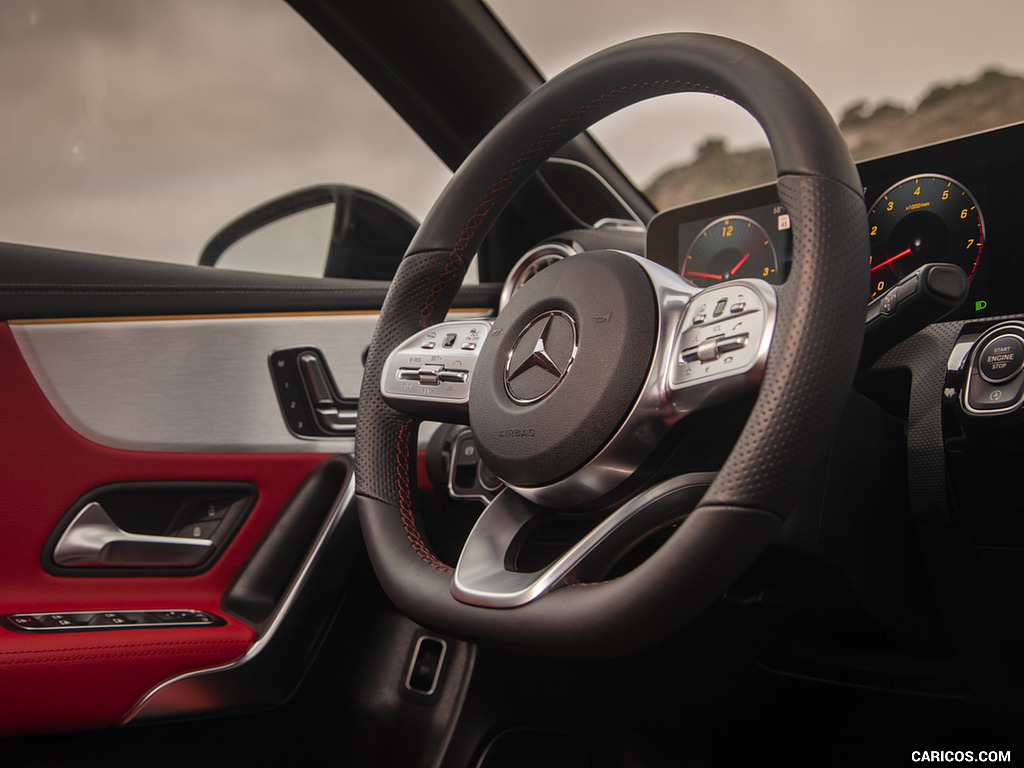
(380, 319, 492, 424)
(452, 473, 716, 608)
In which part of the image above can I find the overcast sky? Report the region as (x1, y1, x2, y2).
(492, 0, 1024, 185)
(1, 0, 1022, 270)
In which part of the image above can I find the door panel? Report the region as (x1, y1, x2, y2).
(0, 244, 497, 738)
(0, 322, 334, 735)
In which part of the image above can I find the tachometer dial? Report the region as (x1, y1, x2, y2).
(868, 174, 984, 299)
(682, 216, 778, 288)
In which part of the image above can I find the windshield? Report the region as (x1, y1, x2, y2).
(489, 0, 1024, 209)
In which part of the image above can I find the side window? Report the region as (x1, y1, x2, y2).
(0, 0, 451, 277)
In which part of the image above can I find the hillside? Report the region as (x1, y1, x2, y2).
(645, 69, 1024, 210)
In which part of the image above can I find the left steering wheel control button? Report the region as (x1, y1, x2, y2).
(381, 320, 491, 423)
(669, 280, 775, 397)
(5, 610, 225, 633)
(396, 364, 471, 387)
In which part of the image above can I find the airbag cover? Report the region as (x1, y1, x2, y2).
(469, 251, 656, 488)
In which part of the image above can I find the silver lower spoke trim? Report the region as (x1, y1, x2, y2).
(451, 472, 716, 608)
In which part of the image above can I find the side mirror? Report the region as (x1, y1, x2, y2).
(199, 185, 418, 280)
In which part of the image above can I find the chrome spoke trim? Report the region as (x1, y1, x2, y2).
(451, 472, 716, 608)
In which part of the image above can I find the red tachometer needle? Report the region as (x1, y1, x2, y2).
(870, 247, 912, 273)
(686, 271, 723, 280)
(730, 253, 750, 275)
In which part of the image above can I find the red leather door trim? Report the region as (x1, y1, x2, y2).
(0, 624, 255, 736)
(0, 323, 332, 735)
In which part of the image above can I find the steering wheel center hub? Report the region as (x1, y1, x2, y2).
(470, 251, 657, 489)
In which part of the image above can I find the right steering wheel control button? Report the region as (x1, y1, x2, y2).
(670, 282, 771, 390)
(979, 334, 1024, 383)
(716, 334, 749, 354)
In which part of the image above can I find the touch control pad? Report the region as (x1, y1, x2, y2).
(670, 282, 771, 391)
(381, 320, 491, 423)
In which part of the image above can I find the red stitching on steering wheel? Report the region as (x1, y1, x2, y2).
(396, 418, 453, 573)
(417, 79, 723, 328)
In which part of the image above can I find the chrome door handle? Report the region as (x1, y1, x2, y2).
(53, 502, 213, 567)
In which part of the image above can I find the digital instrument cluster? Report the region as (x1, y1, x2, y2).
(646, 123, 1024, 323)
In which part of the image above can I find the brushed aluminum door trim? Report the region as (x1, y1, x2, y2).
(11, 314, 382, 453)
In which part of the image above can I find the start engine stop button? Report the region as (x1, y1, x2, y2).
(979, 334, 1024, 383)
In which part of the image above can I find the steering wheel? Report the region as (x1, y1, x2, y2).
(355, 33, 868, 656)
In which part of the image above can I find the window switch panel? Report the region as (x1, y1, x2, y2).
(4, 609, 224, 633)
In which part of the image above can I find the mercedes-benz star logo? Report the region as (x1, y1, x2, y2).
(504, 310, 578, 404)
